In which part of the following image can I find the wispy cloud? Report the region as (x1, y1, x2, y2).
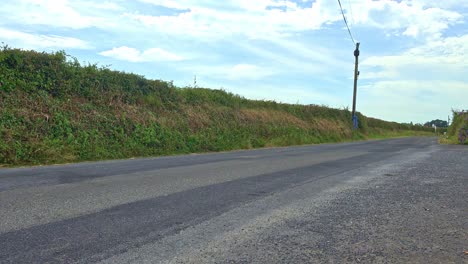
(0, 27, 91, 49)
(0, 0, 118, 29)
(188, 63, 276, 81)
(361, 34, 468, 84)
(359, 32, 468, 122)
(99, 46, 184, 62)
(124, 0, 342, 40)
(345, 0, 463, 40)
(360, 80, 468, 123)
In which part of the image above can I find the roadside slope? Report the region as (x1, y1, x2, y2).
(445, 111, 468, 144)
(0, 47, 432, 166)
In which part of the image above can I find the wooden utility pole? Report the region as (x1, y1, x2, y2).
(352, 42, 360, 129)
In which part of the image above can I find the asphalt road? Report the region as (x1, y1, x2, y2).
(0, 137, 466, 263)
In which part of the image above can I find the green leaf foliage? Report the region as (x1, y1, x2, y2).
(0, 46, 434, 166)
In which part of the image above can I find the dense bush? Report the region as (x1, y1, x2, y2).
(447, 111, 468, 144)
(0, 47, 433, 166)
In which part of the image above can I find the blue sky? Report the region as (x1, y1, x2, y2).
(1, 0, 467, 123)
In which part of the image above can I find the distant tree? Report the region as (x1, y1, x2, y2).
(424, 119, 448, 128)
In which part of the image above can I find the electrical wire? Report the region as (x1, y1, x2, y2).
(337, 0, 356, 45)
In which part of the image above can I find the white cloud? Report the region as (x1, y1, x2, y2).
(359, 33, 468, 122)
(408, 35, 468, 62)
(2, 0, 463, 44)
(137, 0, 186, 10)
(99, 46, 184, 62)
(182, 63, 275, 81)
(0, 0, 117, 29)
(342, 0, 463, 41)
(360, 80, 468, 123)
(0, 27, 91, 49)
(227, 64, 274, 80)
(84, 1, 125, 11)
(363, 80, 468, 98)
(362, 34, 468, 80)
(124, 0, 464, 42)
(4, 0, 93, 29)
(412, 0, 468, 10)
(125, 0, 342, 40)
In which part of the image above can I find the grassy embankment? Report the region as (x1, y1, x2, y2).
(0, 47, 433, 166)
(440, 112, 468, 145)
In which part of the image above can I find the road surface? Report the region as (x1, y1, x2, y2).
(0, 137, 466, 263)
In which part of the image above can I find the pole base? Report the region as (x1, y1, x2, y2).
(353, 115, 359, 129)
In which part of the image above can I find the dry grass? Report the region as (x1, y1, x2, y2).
(238, 109, 309, 129)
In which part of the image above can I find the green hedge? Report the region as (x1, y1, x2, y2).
(0, 46, 433, 166)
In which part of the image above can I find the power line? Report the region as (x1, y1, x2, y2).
(337, 0, 356, 45)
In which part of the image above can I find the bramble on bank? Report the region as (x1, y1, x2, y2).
(0, 46, 433, 166)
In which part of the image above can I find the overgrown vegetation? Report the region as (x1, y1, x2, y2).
(0, 47, 433, 166)
(443, 111, 468, 145)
